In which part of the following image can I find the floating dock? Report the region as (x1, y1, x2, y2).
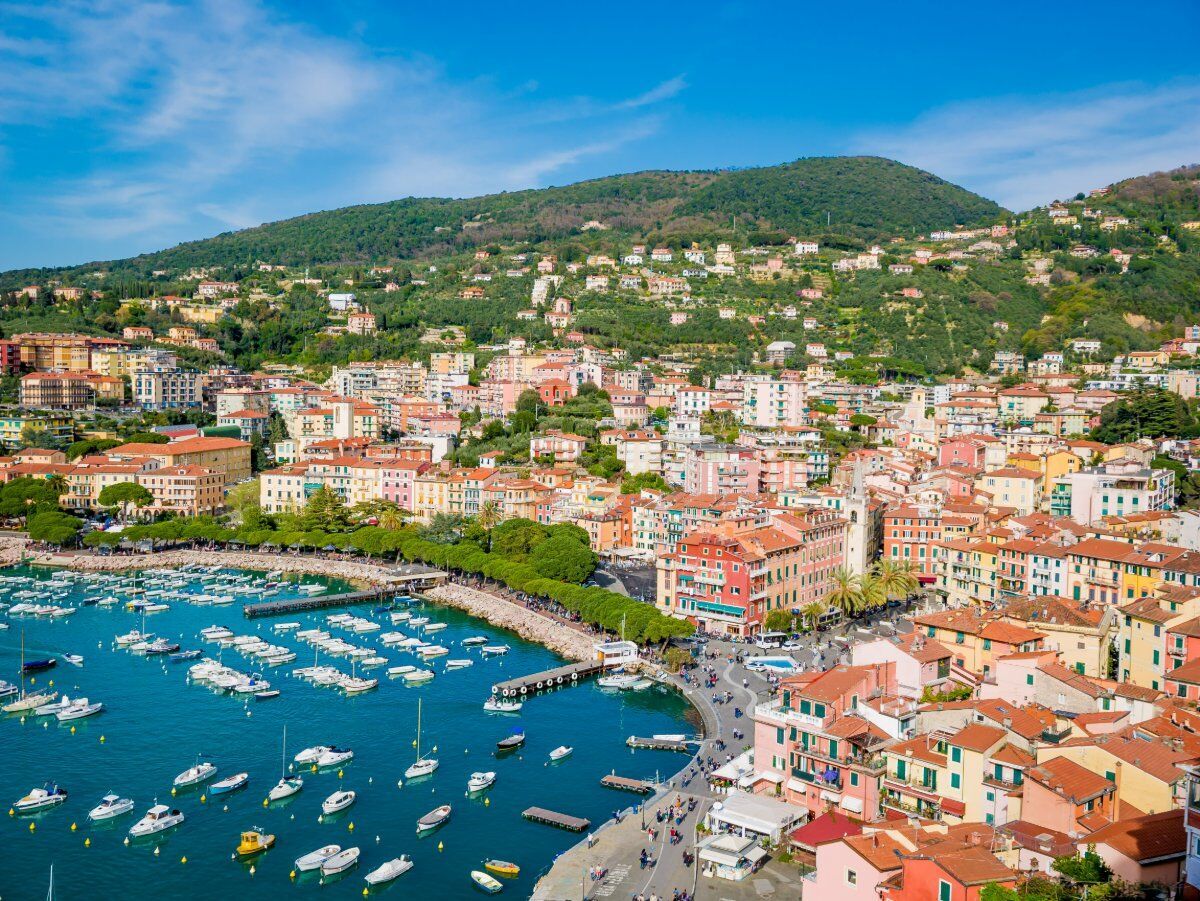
(491, 660, 606, 697)
(601, 775, 656, 794)
(522, 807, 591, 832)
(626, 736, 692, 753)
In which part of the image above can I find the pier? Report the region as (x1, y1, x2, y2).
(625, 736, 692, 753)
(522, 807, 591, 832)
(491, 659, 606, 697)
(600, 775, 656, 794)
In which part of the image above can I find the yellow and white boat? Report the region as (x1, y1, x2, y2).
(235, 829, 276, 858)
(483, 859, 520, 878)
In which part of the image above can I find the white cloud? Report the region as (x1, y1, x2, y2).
(0, 0, 683, 264)
(849, 81, 1200, 210)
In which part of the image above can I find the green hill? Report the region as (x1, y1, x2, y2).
(2, 156, 1004, 279)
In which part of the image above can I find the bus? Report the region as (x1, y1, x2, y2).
(754, 631, 788, 650)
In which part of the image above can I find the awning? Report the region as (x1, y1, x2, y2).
(750, 771, 783, 785)
(941, 797, 967, 816)
(786, 778, 808, 793)
(820, 790, 840, 803)
(840, 796, 864, 814)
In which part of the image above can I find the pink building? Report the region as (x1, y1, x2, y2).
(850, 633, 953, 699)
(379, 459, 427, 511)
(752, 663, 896, 820)
(811, 831, 908, 901)
(683, 443, 761, 494)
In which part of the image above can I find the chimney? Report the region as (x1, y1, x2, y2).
(1112, 761, 1123, 814)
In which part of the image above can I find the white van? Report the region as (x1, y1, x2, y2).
(754, 631, 788, 650)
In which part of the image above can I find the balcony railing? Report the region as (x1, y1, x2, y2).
(1040, 726, 1072, 744)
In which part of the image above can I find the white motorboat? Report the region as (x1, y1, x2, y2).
(480, 645, 510, 656)
(56, 698, 103, 721)
(422, 622, 447, 633)
(408, 617, 430, 627)
(13, 784, 68, 813)
(364, 855, 413, 885)
(128, 804, 184, 837)
(88, 793, 135, 821)
(115, 630, 153, 647)
(320, 846, 360, 876)
(466, 771, 495, 792)
(295, 843, 341, 872)
(403, 669, 435, 684)
(62, 654, 84, 667)
(340, 677, 378, 694)
(444, 659, 473, 670)
(462, 636, 488, 646)
(387, 665, 417, 677)
(173, 760, 217, 788)
(389, 611, 412, 624)
(32, 696, 73, 717)
(321, 790, 356, 816)
(549, 745, 573, 761)
(316, 747, 354, 768)
(482, 698, 522, 713)
(297, 743, 336, 763)
(597, 673, 643, 690)
(417, 645, 449, 659)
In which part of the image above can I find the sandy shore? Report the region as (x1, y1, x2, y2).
(424, 583, 596, 661)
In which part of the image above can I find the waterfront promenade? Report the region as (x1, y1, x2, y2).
(532, 642, 803, 901)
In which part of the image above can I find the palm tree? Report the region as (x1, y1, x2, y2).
(476, 501, 502, 532)
(46, 474, 68, 498)
(873, 560, 919, 606)
(825, 568, 863, 621)
(858, 573, 887, 614)
(378, 507, 407, 531)
(800, 601, 825, 632)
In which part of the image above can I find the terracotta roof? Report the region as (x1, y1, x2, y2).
(990, 744, 1034, 768)
(1083, 809, 1185, 863)
(917, 844, 1015, 886)
(788, 810, 863, 851)
(949, 723, 1007, 753)
(840, 831, 908, 871)
(1027, 756, 1113, 803)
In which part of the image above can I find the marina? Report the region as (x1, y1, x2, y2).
(599, 774, 657, 794)
(490, 659, 608, 698)
(0, 564, 694, 899)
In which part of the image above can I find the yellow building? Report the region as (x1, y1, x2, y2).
(936, 538, 1000, 607)
(107, 436, 251, 487)
(1116, 586, 1200, 690)
(412, 471, 450, 522)
(1001, 595, 1115, 677)
(177, 304, 225, 324)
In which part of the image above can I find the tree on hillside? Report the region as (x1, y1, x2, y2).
(530, 533, 596, 583)
(490, 518, 547, 561)
(98, 482, 154, 523)
(1092, 389, 1199, 443)
(123, 431, 170, 445)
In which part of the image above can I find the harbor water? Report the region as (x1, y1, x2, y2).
(0, 565, 696, 900)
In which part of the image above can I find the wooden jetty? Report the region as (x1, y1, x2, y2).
(522, 806, 590, 832)
(601, 775, 655, 794)
(625, 736, 692, 753)
(491, 660, 606, 697)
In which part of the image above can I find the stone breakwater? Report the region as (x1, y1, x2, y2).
(0, 537, 29, 566)
(424, 583, 596, 662)
(28, 547, 404, 587)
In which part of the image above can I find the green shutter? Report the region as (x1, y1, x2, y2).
(896, 759, 907, 780)
(828, 739, 839, 760)
(951, 747, 961, 763)
(776, 727, 784, 745)
(939, 880, 952, 901)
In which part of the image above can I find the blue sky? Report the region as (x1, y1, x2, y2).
(2, 0, 1199, 270)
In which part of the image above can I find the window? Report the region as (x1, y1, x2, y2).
(1026, 674, 1034, 686)
(896, 759, 907, 780)
(951, 773, 961, 789)
(951, 747, 961, 763)
(846, 869, 857, 886)
(850, 772, 859, 787)
(939, 880, 952, 901)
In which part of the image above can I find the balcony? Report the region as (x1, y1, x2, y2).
(1040, 725, 1072, 744)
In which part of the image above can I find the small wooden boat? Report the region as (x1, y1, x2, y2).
(209, 772, 249, 795)
(235, 828, 276, 858)
(496, 731, 525, 752)
(471, 870, 504, 893)
(320, 846, 360, 876)
(255, 689, 281, 700)
(417, 804, 451, 832)
(294, 844, 340, 872)
(484, 859, 520, 878)
(365, 855, 413, 885)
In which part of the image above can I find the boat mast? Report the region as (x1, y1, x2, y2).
(415, 698, 422, 762)
(280, 724, 287, 779)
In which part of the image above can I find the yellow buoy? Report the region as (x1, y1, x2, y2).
(338, 769, 343, 779)
(348, 821, 355, 832)
(8, 808, 13, 816)
(100, 735, 106, 743)
(181, 856, 187, 864)
(437, 841, 443, 852)
(71, 822, 77, 832)
(363, 888, 370, 897)
(85, 837, 91, 847)
(171, 787, 177, 796)
(484, 796, 490, 807)
(249, 865, 256, 876)
(124, 837, 130, 846)
(200, 794, 206, 804)
(70, 726, 76, 734)
(153, 846, 160, 856)
(411, 739, 417, 748)
(263, 798, 269, 807)
(29, 822, 36, 832)
(290, 870, 297, 880)
(311, 764, 318, 773)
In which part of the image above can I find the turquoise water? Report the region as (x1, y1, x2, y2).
(0, 565, 696, 900)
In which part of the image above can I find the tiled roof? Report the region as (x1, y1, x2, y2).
(1083, 809, 1185, 863)
(1027, 756, 1112, 803)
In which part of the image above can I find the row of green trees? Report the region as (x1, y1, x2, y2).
(763, 560, 920, 633)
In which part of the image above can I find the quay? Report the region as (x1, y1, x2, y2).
(600, 775, 656, 794)
(625, 735, 693, 753)
(491, 659, 606, 697)
(244, 585, 421, 618)
(522, 807, 591, 832)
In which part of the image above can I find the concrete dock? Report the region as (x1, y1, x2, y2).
(522, 806, 591, 832)
(491, 659, 606, 697)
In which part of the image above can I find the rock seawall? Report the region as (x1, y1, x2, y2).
(424, 583, 595, 661)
